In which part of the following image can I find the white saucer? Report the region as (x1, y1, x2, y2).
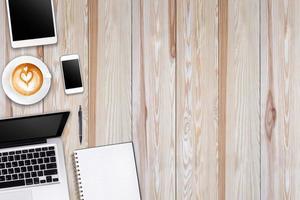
(2, 56, 52, 105)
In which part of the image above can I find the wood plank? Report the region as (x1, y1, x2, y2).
(226, 0, 260, 199)
(261, 0, 300, 199)
(132, 0, 176, 199)
(43, 0, 89, 200)
(218, 0, 228, 199)
(88, 0, 98, 147)
(132, 0, 147, 197)
(0, 0, 11, 118)
(176, 0, 219, 199)
(88, 0, 131, 146)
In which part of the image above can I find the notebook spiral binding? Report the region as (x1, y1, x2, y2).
(74, 152, 84, 200)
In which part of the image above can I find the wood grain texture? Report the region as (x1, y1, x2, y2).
(88, 0, 98, 148)
(218, 0, 228, 199)
(176, 0, 219, 200)
(132, 0, 147, 197)
(261, 0, 300, 199)
(89, 0, 132, 146)
(43, 1, 89, 200)
(132, 0, 176, 199)
(218, 0, 228, 200)
(226, 0, 260, 199)
(2, 0, 300, 199)
(0, 0, 11, 118)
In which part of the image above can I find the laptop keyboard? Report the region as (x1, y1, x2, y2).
(0, 145, 59, 189)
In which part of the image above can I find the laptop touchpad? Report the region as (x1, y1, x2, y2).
(0, 190, 33, 200)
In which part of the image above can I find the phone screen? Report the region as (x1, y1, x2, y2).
(62, 59, 82, 89)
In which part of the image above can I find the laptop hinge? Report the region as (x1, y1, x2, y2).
(0, 138, 47, 149)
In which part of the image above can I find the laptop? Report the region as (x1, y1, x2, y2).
(0, 112, 70, 200)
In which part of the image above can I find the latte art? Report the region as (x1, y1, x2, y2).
(11, 63, 43, 96)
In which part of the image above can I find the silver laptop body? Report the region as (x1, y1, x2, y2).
(0, 112, 70, 200)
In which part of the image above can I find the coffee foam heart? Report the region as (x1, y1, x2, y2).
(20, 70, 33, 84)
(11, 63, 44, 96)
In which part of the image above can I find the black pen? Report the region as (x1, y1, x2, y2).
(78, 105, 83, 144)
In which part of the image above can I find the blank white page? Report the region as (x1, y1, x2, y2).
(74, 143, 141, 200)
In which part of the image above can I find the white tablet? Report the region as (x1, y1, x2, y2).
(6, 0, 57, 48)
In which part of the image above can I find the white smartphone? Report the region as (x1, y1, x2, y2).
(60, 54, 84, 94)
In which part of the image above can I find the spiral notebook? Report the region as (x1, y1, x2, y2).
(74, 142, 141, 200)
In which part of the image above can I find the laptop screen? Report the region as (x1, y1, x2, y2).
(0, 112, 69, 144)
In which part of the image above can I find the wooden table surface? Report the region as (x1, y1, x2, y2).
(1, 0, 300, 200)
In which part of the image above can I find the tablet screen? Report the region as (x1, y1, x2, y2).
(8, 0, 55, 41)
